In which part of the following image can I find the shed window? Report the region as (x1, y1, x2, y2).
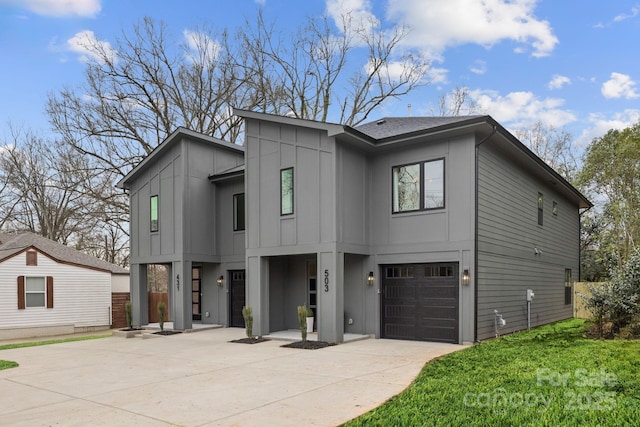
(538, 192, 544, 226)
(281, 168, 294, 216)
(150, 195, 159, 232)
(25, 277, 46, 308)
(233, 193, 245, 231)
(392, 159, 445, 213)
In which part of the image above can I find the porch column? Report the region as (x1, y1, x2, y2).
(247, 255, 269, 336)
(171, 260, 193, 330)
(318, 251, 344, 343)
(130, 264, 148, 326)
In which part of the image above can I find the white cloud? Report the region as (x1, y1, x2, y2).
(183, 30, 221, 64)
(577, 109, 640, 147)
(386, 0, 558, 57)
(470, 60, 487, 75)
(601, 72, 640, 99)
(469, 89, 576, 128)
(326, 0, 380, 34)
(614, 5, 640, 22)
(254, 0, 267, 5)
(3, 0, 101, 17)
(548, 74, 571, 90)
(67, 30, 116, 64)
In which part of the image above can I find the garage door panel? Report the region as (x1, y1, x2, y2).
(382, 262, 459, 343)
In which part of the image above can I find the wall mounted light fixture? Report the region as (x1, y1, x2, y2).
(217, 275, 224, 286)
(462, 268, 470, 285)
(367, 271, 375, 286)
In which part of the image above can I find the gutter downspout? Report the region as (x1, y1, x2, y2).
(474, 125, 497, 343)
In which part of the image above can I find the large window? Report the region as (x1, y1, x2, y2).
(150, 195, 159, 232)
(25, 277, 46, 308)
(392, 159, 444, 213)
(565, 269, 572, 305)
(233, 193, 245, 231)
(280, 167, 294, 216)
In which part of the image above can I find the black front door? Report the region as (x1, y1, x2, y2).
(229, 270, 246, 327)
(192, 266, 201, 321)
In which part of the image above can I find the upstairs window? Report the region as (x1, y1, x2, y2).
(280, 168, 294, 216)
(553, 201, 558, 216)
(233, 193, 245, 231)
(392, 159, 445, 213)
(150, 195, 159, 232)
(538, 192, 544, 226)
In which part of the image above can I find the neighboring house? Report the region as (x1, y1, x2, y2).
(118, 113, 591, 344)
(0, 232, 129, 340)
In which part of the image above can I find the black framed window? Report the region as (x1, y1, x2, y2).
(150, 195, 159, 232)
(538, 192, 544, 226)
(553, 201, 558, 216)
(233, 193, 245, 231)
(280, 167, 294, 216)
(392, 158, 445, 213)
(565, 269, 572, 305)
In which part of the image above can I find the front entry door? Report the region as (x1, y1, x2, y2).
(192, 266, 202, 321)
(229, 270, 246, 327)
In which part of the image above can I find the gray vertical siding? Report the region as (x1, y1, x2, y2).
(476, 140, 578, 340)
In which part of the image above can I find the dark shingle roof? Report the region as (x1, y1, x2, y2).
(0, 232, 129, 274)
(354, 116, 485, 140)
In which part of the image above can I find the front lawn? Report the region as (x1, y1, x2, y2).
(345, 319, 640, 426)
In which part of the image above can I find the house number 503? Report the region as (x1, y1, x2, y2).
(324, 269, 329, 292)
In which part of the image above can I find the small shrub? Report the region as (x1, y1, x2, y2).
(298, 305, 309, 342)
(158, 301, 166, 331)
(124, 301, 133, 329)
(242, 306, 253, 338)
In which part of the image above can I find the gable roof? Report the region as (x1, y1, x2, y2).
(0, 232, 129, 274)
(117, 127, 244, 190)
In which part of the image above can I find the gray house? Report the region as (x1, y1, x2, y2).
(117, 112, 590, 344)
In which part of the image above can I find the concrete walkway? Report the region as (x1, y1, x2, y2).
(0, 328, 466, 426)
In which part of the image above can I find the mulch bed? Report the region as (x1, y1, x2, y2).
(119, 327, 144, 331)
(281, 341, 336, 350)
(230, 337, 271, 344)
(153, 330, 182, 336)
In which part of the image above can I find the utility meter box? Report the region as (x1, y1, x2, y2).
(527, 289, 535, 302)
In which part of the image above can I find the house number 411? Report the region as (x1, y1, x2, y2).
(324, 269, 329, 292)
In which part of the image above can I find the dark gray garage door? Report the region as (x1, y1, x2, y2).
(381, 263, 459, 343)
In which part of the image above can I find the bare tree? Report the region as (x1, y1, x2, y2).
(435, 86, 483, 117)
(513, 121, 579, 183)
(240, 12, 430, 125)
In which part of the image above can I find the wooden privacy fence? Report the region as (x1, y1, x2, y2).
(573, 282, 605, 319)
(148, 292, 170, 323)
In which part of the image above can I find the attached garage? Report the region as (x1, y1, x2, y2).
(381, 262, 459, 343)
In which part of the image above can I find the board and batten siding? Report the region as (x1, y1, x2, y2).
(476, 141, 578, 340)
(0, 250, 112, 328)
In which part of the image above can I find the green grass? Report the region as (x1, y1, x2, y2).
(0, 334, 110, 371)
(345, 319, 640, 427)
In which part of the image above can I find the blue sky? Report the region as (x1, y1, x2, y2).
(1, 0, 639, 150)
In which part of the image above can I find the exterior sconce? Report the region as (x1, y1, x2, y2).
(462, 268, 470, 285)
(367, 271, 375, 286)
(217, 275, 224, 286)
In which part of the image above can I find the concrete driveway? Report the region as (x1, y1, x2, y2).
(0, 328, 465, 426)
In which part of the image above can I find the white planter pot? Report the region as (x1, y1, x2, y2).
(306, 316, 314, 333)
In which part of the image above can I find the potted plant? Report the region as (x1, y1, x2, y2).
(242, 306, 253, 338)
(158, 301, 166, 332)
(306, 306, 314, 333)
(125, 301, 133, 330)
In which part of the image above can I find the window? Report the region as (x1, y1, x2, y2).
(25, 277, 46, 308)
(538, 192, 544, 226)
(425, 265, 454, 277)
(280, 167, 294, 216)
(392, 159, 445, 213)
(26, 249, 37, 266)
(233, 193, 245, 231)
(386, 267, 414, 278)
(553, 201, 558, 216)
(565, 269, 572, 305)
(150, 195, 159, 232)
